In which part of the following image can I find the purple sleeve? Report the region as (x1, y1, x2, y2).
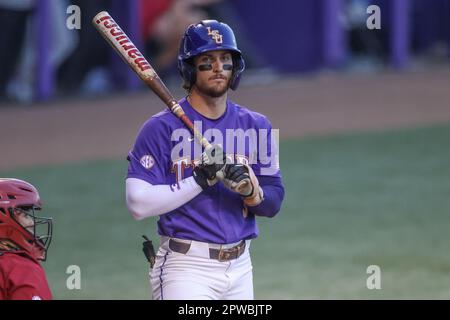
(252, 118, 281, 177)
(247, 175, 285, 218)
(127, 117, 171, 185)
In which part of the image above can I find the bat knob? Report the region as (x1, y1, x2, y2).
(235, 179, 250, 194)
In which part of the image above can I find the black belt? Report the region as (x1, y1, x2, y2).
(168, 239, 246, 262)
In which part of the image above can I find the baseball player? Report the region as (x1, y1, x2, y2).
(126, 20, 284, 300)
(0, 178, 53, 300)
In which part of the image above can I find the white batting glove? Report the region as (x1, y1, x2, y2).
(223, 164, 264, 207)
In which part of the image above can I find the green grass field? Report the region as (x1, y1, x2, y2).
(1, 124, 450, 299)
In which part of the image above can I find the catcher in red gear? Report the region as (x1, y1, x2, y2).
(0, 178, 53, 300)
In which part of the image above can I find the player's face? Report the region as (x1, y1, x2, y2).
(193, 50, 233, 98)
(16, 210, 35, 234)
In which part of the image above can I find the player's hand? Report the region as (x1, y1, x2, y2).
(193, 145, 227, 190)
(223, 164, 264, 206)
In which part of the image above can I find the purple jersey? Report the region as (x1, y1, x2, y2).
(127, 98, 281, 244)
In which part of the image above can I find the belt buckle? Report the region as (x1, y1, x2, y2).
(218, 246, 234, 262)
(218, 241, 245, 262)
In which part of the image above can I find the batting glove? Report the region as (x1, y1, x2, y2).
(223, 164, 264, 207)
(193, 145, 227, 190)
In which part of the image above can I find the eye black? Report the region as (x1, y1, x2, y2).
(198, 64, 213, 71)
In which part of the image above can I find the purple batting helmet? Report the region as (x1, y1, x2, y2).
(178, 20, 245, 91)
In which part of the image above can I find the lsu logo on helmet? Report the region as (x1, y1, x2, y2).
(206, 27, 223, 44)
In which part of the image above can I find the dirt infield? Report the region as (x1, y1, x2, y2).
(1, 68, 450, 170)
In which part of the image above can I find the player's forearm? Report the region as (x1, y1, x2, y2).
(126, 177, 202, 220)
(247, 176, 285, 218)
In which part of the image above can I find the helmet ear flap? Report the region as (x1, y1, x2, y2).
(178, 58, 197, 90)
(230, 54, 245, 91)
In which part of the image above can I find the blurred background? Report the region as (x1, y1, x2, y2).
(1, 0, 450, 299)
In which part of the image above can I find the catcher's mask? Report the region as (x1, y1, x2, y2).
(0, 178, 53, 261)
(178, 20, 245, 91)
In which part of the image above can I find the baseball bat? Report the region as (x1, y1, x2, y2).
(92, 12, 250, 190)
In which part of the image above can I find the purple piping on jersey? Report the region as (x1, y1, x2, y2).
(159, 252, 169, 300)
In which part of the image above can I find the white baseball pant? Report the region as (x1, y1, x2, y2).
(150, 237, 254, 300)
